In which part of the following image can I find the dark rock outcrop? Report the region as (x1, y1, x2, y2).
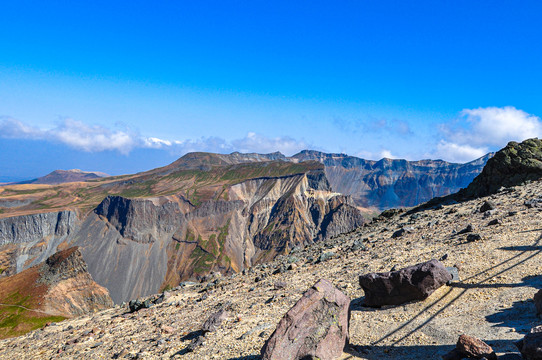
(359, 259, 452, 306)
(462, 138, 542, 198)
(261, 279, 350, 360)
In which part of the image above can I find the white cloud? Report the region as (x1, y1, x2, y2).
(143, 137, 172, 148)
(356, 149, 400, 160)
(53, 119, 137, 154)
(0, 117, 43, 138)
(453, 106, 542, 146)
(0, 117, 138, 154)
(436, 106, 542, 163)
(435, 141, 488, 163)
(0, 117, 309, 156)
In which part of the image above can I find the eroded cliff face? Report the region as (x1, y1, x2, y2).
(0, 161, 364, 304)
(0, 246, 112, 338)
(0, 210, 80, 276)
(292, 150, 492, 210)
(38, 247, 114, 316)
(76, 170, 363, 303)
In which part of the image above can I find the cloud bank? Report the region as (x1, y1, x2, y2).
(0, 117, 309, 156)
(436, 106, 542, 163)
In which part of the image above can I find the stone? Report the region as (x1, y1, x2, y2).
(359, 259, 452, 306)
(487, 219, 502, 226)
(525, 198, 542, 208)
(456, 334, 497, 360)
(202, 309, 229, 333)
(392, 227, 414, 238)
(467, 233, 483, 242)
(457, 224, 474, 235)
(128, 299, 151, 313)
(516, 325, 542, 359)
(445, 267, 460, 283)
(317, 252, 336, 263)
(351, 239, 367, 251)
(154, 291, 171, 305)
(480, 201, 496, 213)
(261, 279, 350, 360)
(534, 289, 542, 316)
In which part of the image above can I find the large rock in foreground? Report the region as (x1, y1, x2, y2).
(517, 325, 542, 360)
(359, 259, 452, 306)
(261, 279, 350, 360)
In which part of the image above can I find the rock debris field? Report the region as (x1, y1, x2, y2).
(3, 180, 542, 360)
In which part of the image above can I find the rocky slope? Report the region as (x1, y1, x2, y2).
(0, 157, 364, 304)
(461, 138, 542, 198)
(1, 169, 541, 358)
(292, 150, 492, 210)
(0, 247, 112, 339)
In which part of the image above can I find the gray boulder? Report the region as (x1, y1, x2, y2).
(261, 279, 350, 360)
(202, 309, 229, 333)
(359, 259, 452, 306)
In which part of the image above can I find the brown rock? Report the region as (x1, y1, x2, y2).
(359, 259, 452, 306)
(517, 325, 542, 359)
(456, 334, 497, 359)
(261, 279, 350, 360)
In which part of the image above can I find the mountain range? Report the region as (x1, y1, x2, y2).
(0, 148, 492, 337)
(0, 138, 540, 357)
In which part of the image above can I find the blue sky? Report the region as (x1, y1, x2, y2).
(1, 1, 542, 180)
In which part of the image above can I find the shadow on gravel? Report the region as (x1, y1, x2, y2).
(500, 245, 542, 251)
(486, 298, 539, 334)
(345, 340, 522, 359)
(226, 356, 260, 360)
(179, 329, 203, 342)
(348, 234, 542, 349)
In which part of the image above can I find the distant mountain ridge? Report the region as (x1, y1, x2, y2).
(291, 150, 493, 210)
(5, 150, 492, 211)
(15, 169, 109, 185)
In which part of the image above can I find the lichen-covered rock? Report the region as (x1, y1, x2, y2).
(261, 279, 350, 360)
(359, 259, 452, 306)
(462, 138, 542, 198)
